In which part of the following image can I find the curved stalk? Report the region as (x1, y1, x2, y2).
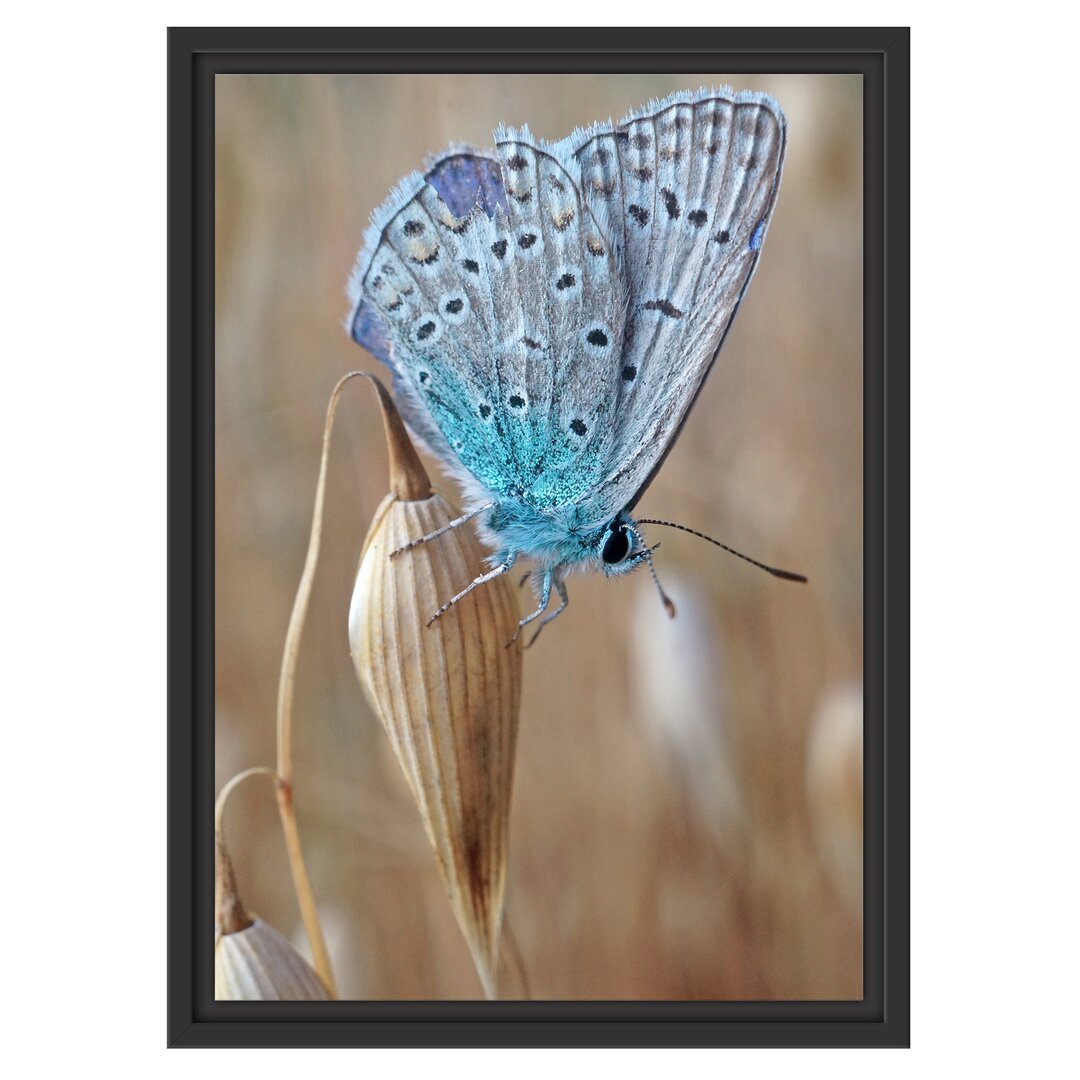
(276, 370, 420, 997)
(275, 371, 383, 998)
(214, 767, 278, 940)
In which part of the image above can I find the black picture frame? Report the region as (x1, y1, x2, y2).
(169, 26, 909, 1048)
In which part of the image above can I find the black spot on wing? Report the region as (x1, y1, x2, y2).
(643, 299, 684, 319)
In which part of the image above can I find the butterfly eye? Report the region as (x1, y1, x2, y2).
(601, 525, 631, 565)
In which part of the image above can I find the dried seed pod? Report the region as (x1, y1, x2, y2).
(215, 918, 332, 1001)
(349, 379, 523, 999)
(805, 681, 863, 917)
(214, 817, 330, 1000)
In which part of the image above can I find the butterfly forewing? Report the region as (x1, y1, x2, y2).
(554, 90, 786, 520)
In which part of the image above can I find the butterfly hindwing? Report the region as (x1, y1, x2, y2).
(350, 141, 627, 509)
(485, 134, 628, 507)
(423, 151, 509, 218)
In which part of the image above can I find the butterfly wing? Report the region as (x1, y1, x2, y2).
(548, 88, 787, 520)
(348, 140, 628, 509)
(422, 150, 509, 218)
(348, 150, 506, 459)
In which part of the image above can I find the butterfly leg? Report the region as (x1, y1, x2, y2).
(525, 573, 569, 649)
(391, 501, 496, 559)
(426, 551, 517, 627)
(507, 569, 552, 646)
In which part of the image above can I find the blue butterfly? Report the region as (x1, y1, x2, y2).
(348, 88, 802, 643)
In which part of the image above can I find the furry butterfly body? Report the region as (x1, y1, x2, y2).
(348, 88, 787, 634)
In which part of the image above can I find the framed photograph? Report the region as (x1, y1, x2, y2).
(170, 26, 909, 1047)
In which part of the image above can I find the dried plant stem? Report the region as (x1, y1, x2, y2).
(272, 780, 334, 995)
(501, 915, 531, 1000)
(215, 767, 278, 940)
(215, 765, 280, 836)
(274, 370, 377, 998)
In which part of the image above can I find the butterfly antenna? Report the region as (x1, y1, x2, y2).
(632, 532, 677, 619)
(636, 519, 808, 583)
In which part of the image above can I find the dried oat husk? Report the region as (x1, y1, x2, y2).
(215, 802, 330, 1000)
(349, 379, 523, 999)
(215, 917, 332, 1000)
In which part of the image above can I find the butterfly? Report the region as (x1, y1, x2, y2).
(347, 87, 800, 644)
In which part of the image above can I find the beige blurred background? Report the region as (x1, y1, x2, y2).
(215, 74, 863, 1000)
